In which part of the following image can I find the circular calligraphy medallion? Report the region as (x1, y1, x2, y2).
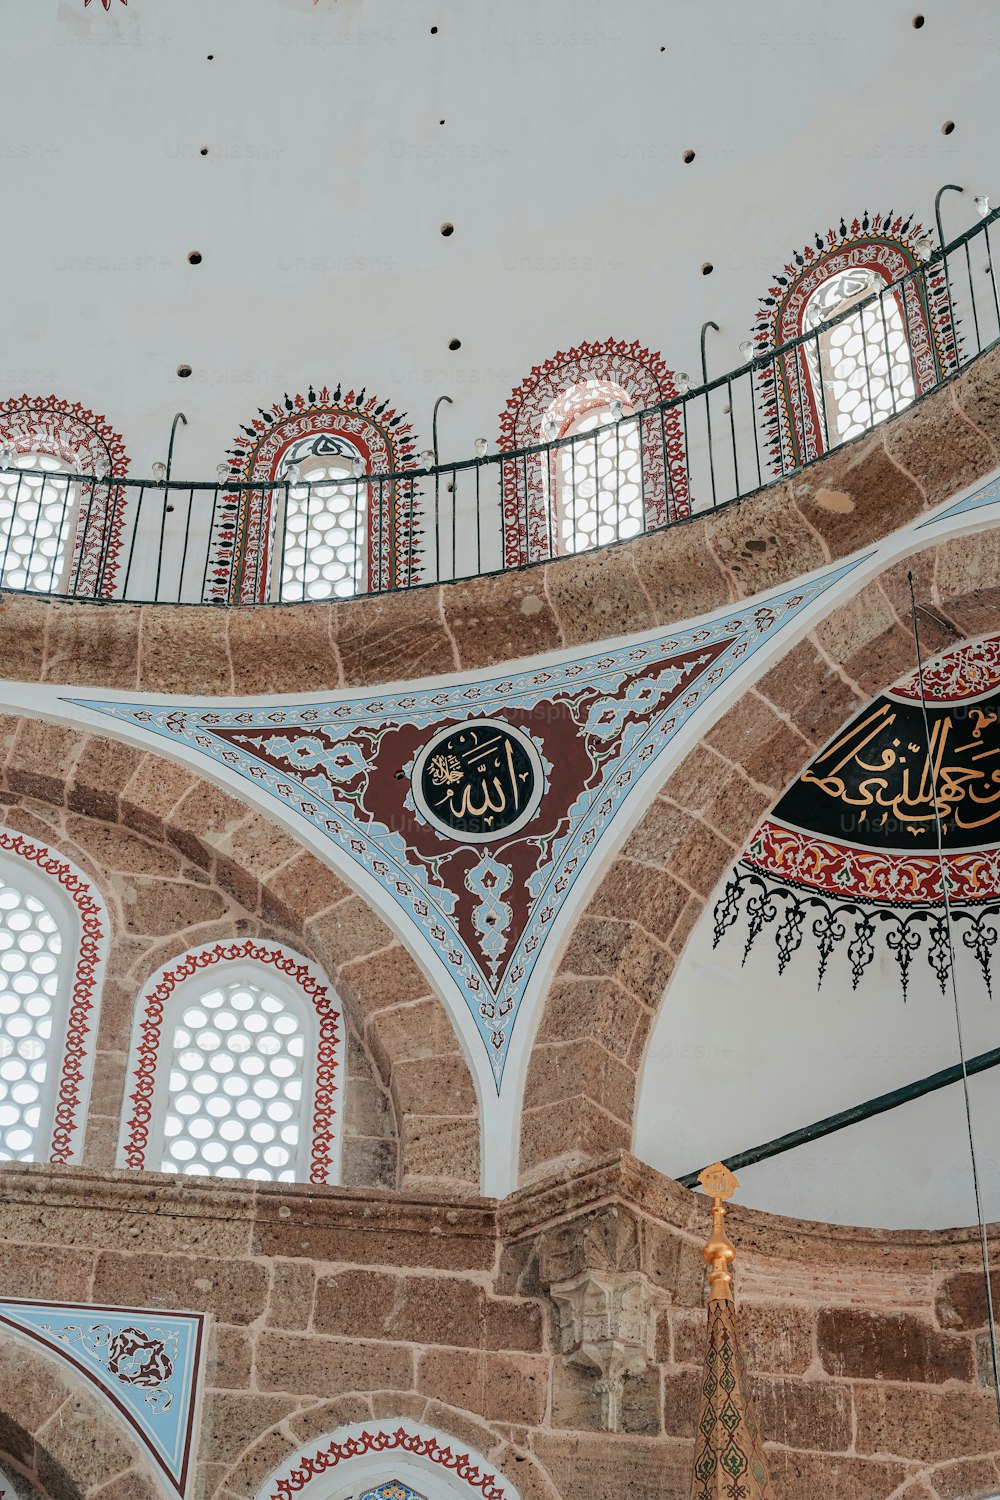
(411, 718, 544, 843)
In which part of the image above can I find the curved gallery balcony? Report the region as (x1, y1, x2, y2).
(0, 205, 997, 608)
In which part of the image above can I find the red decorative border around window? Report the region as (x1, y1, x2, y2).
(752, 212, 958, 475)
(207, 386, 418, 602)
(0, 830, 107, 1164)
(123, 939, 341, 1185)
(0, 395, 131, 598)
(265, 1426, 510, 1500)
(497, 337, 690, 567)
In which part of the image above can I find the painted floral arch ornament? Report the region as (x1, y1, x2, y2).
(0, 394, 130, 597)
(753, 210, 959, 475)
(497, 337, 690, 568)
(207, 384, 419, 603)
(0, 829, 108, 1165)
(254, 1423, 516, 1500)
(120, 939, 342, 1185)
(714, 631, 1000, 1001)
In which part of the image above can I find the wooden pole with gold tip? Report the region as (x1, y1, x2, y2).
(689, 1163, 775, 1500)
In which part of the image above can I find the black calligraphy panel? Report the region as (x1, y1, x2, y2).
(775, 691, 1000, 850)
(414, 720, 542, 843)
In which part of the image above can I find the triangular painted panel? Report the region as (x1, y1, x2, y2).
(0, 1299, 204, 1497)
(920, 471, 1000, 528)
(75, 561, 860, 1086)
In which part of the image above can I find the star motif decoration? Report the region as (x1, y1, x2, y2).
(84, 0, 127, 8)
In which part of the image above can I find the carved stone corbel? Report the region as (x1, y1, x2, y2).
(549, 1268, 671, 1431)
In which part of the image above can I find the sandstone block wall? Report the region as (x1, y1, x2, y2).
(0, 1156, 997, 1500)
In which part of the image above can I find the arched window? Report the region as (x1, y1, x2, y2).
(0, 830, 107, 1166)
(802, 267, 916, 443)
(753, 213, 957, 475)
(498, 338, 689, 567)
(540, 379, 644, 555)
(119, 940, 343, 1185)
(0, 453, 79, 593)
(208, 385, 418, 603)
(0, 394, 130, 598)
(276, 433, 368, 600)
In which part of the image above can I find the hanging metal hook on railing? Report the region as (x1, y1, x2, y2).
(150, 412, 188, 486)
(700, 321, 721, 508)
(430, 395, 454, 580)
(165, 412, 188, 485)
(935, 183, 965, 255)
(431, 394, 453, 466)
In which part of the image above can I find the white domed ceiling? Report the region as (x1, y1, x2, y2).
(5, 0, 997, 475)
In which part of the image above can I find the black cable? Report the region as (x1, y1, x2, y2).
(908, 571, 1000, 1419)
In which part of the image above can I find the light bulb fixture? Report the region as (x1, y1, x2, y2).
(675, 372, 691, 395)
(915, 234, 933, 261)
(474, 437, 489, 457)
(609, 399, 623, 422)
(352, 457, 364, 479)
(543, 418, 559, 441)
(0, 450, 12, 471)
(96, 460, 111, 481)
(216, 464, 229, 483)
(151, 462, 167, 482)
(739, 340, 754, 361)
(282, 462, 301, 485)
(420, 449, 435, 468)
(975, 195, 991, 219)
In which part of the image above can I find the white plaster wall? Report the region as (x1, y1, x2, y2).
(3, 0, 997, 480)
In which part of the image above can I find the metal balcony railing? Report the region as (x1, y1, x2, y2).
(2, 205, 999, 607)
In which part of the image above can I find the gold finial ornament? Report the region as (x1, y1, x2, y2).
(689, 1162, 775, 1499)
(698, 1161, 738, 1199)
(698, 1161, 739, 1303)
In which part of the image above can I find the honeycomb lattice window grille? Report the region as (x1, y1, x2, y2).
(802, 269, 917, 444)
(540, 381, 644, 556)
(119, 943, 343, 1186)
(0, 835, 107, 1167)
(0, 453, 79, 594)
(160, 969, 310, 1181)
(276, 448, 368, 602)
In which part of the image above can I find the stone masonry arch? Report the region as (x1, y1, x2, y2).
(212, 1399, 555, 1500)
(519, 525, 1000, 1182)
(0, 718, 480, 1193)
(0, 1331, 159, 1499)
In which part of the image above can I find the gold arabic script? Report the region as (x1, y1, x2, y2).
(800, 700, 1000, 836)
